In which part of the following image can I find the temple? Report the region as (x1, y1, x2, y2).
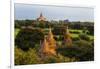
(39, 28, 56, 57)
(63, 26, 72, 47)
(37, 12, 46, 21)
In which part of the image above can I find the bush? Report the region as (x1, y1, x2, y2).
(57, 40, 94, 61)
(79, 34, 90, 41)
(74, 40, 94, 61)
(52, 26, 66, 35)
(72, 37, 80, 41)
(43, 56, 59, 63)
(15, 46, 25, 65)
(87, 26, 94, 35)
(15, 47, 40, 65)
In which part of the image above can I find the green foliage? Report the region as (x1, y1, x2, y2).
(79, 34, 90, 41)
(43, 56, 60, 63)
(14, 20, 94, 64)
(15, 20, 33, 28)
(74, 40, 94, 61)
(72, 37, 80, 41)
(57, 40, 94, 61)
(15, 28, 44, 51)
(87, 26, 94, 35)
(15, 46, 25, 65)
(52, 26, 66, 35)
(38, 22, 45, 28)
(15, 47, 40, 65)
(70, 30, 80, 34)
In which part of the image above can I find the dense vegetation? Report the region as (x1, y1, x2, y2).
(15, 20, 94, 65)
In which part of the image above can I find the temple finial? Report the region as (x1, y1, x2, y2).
(40, 12, 43, 17)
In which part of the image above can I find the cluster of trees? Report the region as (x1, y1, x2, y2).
(68, 22, 94, 35)
(15, 20, 94, 65)
(15, 28, 44, 51)
(15, 47, 40, 65)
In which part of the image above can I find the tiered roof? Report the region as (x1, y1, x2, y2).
(37, 12, 46, 21)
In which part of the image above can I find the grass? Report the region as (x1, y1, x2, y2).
(69, 29, 83, 33)
(88, 35, 94, 40)
(70, 34, 79, 38)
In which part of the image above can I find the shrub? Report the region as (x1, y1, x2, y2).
(57, 40, 94, 61)
(79, 34, 90, 41)
(15, 47, 40, 65)
(52, 26, 66, 35)
(15, 46, 24, 65)
(72, 37, 80, 41)
(23, 48, 40, 64)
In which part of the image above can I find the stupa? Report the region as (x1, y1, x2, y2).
(46, 28, 56, 55)
(39, 28, 56, 57)
(63, 26, 72, 47)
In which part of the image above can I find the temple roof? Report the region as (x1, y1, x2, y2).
(37, 12, 46, 21)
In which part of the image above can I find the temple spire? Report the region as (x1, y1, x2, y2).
(63, 25, 72, 47)
(40, 12, 43, 17)
(46, 27, 56, 55)
(39, 36, 49, 56)
(37, 12, 46, 21)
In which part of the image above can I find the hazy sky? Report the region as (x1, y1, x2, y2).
(14, 3, 94, 22)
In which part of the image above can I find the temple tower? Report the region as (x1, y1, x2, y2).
(39, 36, 49, 56)
(39, 28, 56, 57)
(37, 12, 46, 21)
(46, 28, 56, 55)
(63, 26, 72, 47)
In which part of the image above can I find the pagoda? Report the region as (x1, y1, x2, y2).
(37, 12, 46, 21)
(39, 28, 56, 57)
(46, 28, 56, 55)
(39, 36, 50, 57)
(63, 26, 72, 47)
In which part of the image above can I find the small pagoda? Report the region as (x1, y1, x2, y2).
(63, 26, 72, 47)
(39, 36, 50, 57)
(46, 28, 56, 55)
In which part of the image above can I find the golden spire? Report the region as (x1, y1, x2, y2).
(63, 25, 72, 47)
(47, 28, 56, 46)
(40, 36, 49, 54)
(46, 27, 56, 55)
(47, 28, 54, 39)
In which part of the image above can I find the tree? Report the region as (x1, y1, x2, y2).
(52, 26, 66, 35)
(15, 46, 24, 65)
(15, 47, 41, 65)
(87, 26, 94, 35)
(79, 34, 90, 41)
(15, 28, 44, 51)
(57, 40, 94, 61)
